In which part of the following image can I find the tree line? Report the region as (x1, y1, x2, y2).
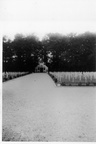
(3, 32, 96, 72)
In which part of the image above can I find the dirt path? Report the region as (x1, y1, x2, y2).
(2, 73, 96, 141)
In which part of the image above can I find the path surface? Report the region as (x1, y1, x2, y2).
(2, 73, 96, 141)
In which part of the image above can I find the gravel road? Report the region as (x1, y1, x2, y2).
(2, 73, 96, 141)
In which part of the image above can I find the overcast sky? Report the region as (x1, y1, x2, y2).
(0, 0, 96, 40)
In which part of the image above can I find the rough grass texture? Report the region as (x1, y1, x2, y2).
(3, 72, 29, 82)
(49, 72, 96, 86)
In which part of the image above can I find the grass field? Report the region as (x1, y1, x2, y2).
(49, 72, 96, 86)
(2, 72, 29, 82)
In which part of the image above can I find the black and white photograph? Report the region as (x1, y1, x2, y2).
(0, 0, 96, 142)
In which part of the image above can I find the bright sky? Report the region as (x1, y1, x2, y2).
(0, 0, 96, 40)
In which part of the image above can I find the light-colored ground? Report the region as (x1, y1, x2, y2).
(2, 73, 96, 141)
